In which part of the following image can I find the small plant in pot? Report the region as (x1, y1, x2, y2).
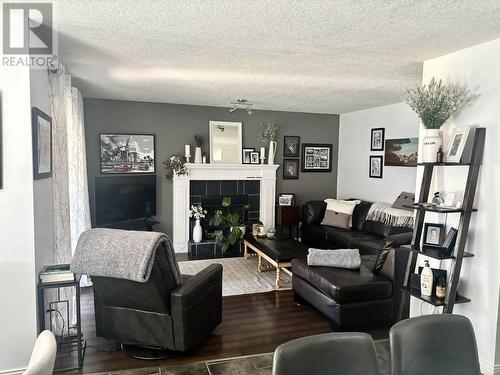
(403, 77, 476, 162)
(164, 154, 187, 180)
(210, 197, 250, 252)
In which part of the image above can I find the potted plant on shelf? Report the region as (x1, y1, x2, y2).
(189, 205, 207, 243)
(403, 77, 476, 162)
(164, 154, 188, 180)
(257, 123, 279, 165)
(210, 197, 250, 252)
(193, 134, 203, 163)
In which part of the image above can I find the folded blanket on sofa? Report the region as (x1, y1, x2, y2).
(307, 248, 361, 269)
(366, 202, 414, 228)
(70, 228, 181, 283)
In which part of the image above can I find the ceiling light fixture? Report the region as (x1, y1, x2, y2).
(229, 99, 254, 116)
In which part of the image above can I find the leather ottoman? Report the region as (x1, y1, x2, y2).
(292, 257, 394, 329)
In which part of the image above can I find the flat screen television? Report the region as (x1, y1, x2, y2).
(95, 175, 156, 226)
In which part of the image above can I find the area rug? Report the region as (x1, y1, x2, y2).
(178, 257, 291, 296)
(86, 340, 390, 374)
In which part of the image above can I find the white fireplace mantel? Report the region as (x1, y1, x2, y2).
(172, 163, 279, 252)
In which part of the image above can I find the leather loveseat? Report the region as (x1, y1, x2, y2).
(293, 199, 412, 329)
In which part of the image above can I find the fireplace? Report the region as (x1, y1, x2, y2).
(172, 163, 279, 252)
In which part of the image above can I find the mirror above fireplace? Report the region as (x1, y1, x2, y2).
(209, 121, 242, 164)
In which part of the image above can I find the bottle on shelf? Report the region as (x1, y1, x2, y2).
(421, 260, 434, 296)
(436, 146, 444, 163)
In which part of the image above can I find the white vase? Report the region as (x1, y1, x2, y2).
(194, 147, 202, 163)
(192, 219, 202, 243)
(239, 225, 246, 239)
(422, 129, 442, 163)
(420, 260, 434, 296)
(267, 141, 277, 165)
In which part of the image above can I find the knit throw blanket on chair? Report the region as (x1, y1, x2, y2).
(366, 202, 414, 228)
(70, 228, 181, 284)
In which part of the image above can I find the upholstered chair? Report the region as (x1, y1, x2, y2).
(390, 314, 481, 375)
(272, 332, 379, 375)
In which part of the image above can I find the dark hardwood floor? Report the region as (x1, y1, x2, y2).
(59, 253, 390, 373)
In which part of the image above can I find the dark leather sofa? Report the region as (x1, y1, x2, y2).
(302, 200, 413, 255)
(293, 200, 412, 328)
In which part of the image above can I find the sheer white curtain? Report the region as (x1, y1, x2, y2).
(48, 65, 91, 326)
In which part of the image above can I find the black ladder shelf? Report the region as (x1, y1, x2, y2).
(398, 127, 485, 318)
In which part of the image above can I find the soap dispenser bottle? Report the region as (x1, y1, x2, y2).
(421, 260, 434, 296)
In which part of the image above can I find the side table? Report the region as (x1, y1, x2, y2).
(276, 204, 301, 239)
(37, 273, 86, 371)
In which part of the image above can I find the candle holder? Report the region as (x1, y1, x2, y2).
(260, 155, 265, 164)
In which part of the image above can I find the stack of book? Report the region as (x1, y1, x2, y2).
(39, 264, 75, 283)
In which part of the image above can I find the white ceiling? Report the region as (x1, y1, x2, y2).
(55, 0, 500, 114)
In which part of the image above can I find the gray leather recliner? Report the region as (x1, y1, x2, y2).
(272, 332, 379, 375)
(390, 314, 481, 375)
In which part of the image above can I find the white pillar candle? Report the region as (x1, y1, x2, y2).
(185, 145, 191, 158)
(260, 147, 266, 159)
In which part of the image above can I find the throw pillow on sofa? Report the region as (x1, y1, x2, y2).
(321, 199, 361, 229)
(392, 191, 415, 210)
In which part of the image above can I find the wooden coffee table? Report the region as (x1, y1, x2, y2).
(243, 233, 309, 288)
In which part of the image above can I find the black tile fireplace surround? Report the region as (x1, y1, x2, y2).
(189, 180, 261, 223)
(188, 180, 261, 258)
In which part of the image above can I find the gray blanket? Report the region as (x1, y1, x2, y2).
(307, 248, 361, 269)
(70, 228, 181, 283)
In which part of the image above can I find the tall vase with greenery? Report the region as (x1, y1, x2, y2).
(257, 123, 279, 165)
(194, 134, 203, 163)
(403, 77, 476, 162)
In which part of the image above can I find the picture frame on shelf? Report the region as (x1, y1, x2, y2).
(249, 151, 260, 164)
(283, 159, 299, 179)
(370, 128, 385, 151)
(242, 148, 254, 164)
(446, 126, 471, 163)
(301, 143, 332, 172)
(443, 192, 457, 207)
(369, 155, 383, 178)
(440, 227, 458, 256)
(278, 193, 295, 206)
(283, 136, 300, 157)
(100, 133, 156, 174)
(423, 223, 445, 247)
(32, 107, 53, 180)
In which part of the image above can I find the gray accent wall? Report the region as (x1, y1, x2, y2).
(84, 98, 339, 236)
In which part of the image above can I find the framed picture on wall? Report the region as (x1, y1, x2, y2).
(384, 137, 418, 167)
(283, 159, 299, 179)
(369, 155, 383, 178)
(100, 133, 156, 174)
(32, 107, 53, 180)
(371, 128, 385, 151)
(283, 136, 300, 157)
(301, 143, 332, 172)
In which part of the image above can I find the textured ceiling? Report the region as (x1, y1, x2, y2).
(55, 0, 500, 114)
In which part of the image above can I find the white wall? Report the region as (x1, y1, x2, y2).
(418, 37, 500, 374)
(0, 65, 38, 373)
(30, 69, 55, 275)
(338, 102, 419, 203)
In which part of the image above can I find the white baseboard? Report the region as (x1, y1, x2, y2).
(0, 368, 26, 375)
(480, 359, 500, 375)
